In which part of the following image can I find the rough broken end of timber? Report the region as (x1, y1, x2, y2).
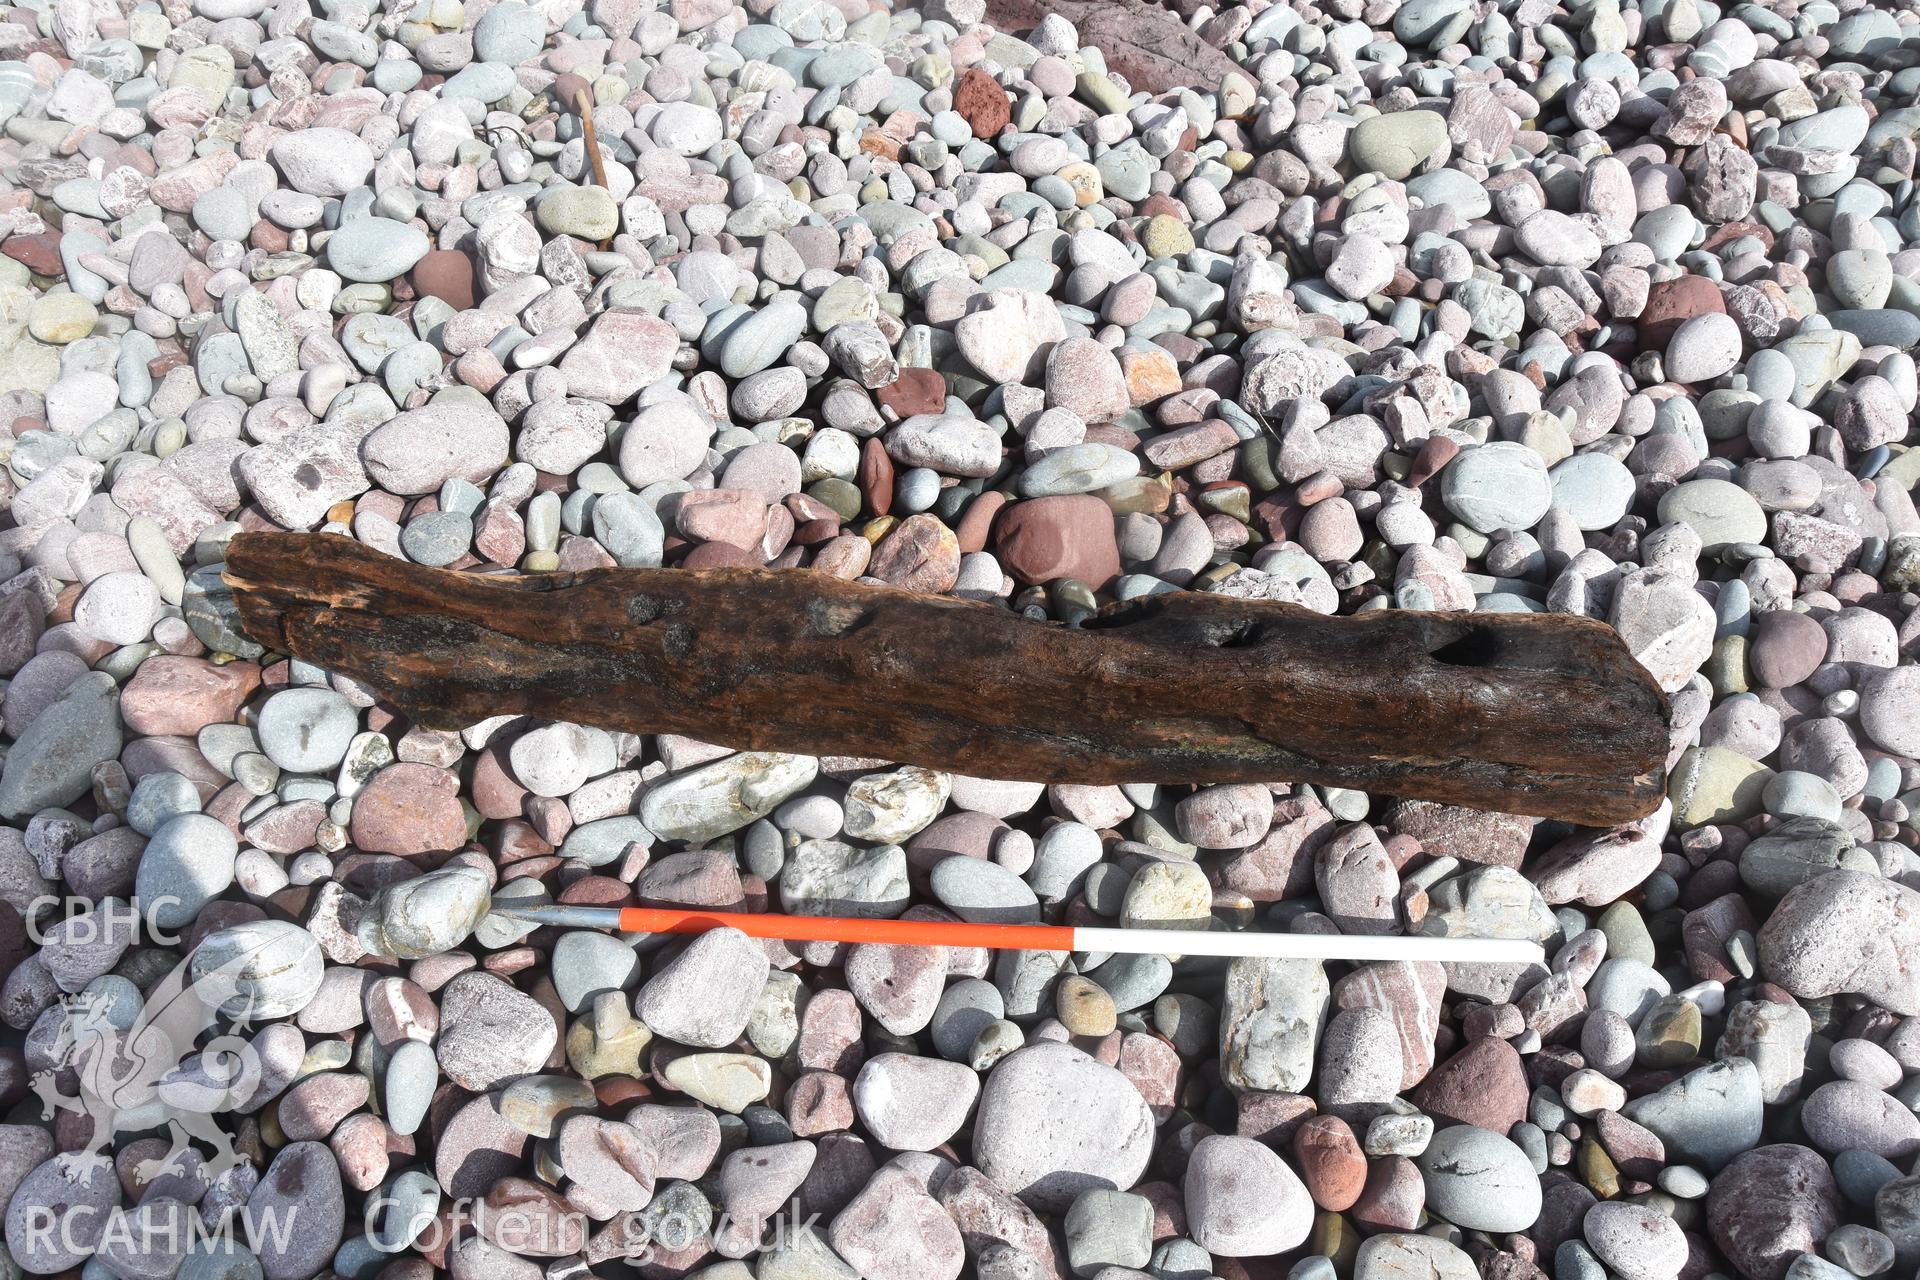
(983, 0, 1244, 95)
(223, 531, 1671, 827)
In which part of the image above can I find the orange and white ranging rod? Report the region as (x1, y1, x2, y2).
(495, 902, 1546, 965)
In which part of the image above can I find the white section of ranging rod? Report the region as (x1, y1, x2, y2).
(1071, 926, 1545, 964)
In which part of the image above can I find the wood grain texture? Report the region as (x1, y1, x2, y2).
(223, 531, 1670, 825)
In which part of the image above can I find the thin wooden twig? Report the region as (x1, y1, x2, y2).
(574, 87, 612, 251)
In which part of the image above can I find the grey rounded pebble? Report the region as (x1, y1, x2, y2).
(1441, 442, 1552, 533)
(327, 217, 430, 282)
(136, 812, 238, 930)
(1414, 1125, 1543, 1232)
(190, 919, 325, 1019)
(972, 1041, 1155, 1211)
(929, 854, 1041, 923)
(1550, 452, 1636, 531)
(256, 687, 360, 774)
(383, 1039, 437, 1137)
(552, 930, 641, 1012)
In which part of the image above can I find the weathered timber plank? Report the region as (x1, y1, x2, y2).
(223, 531, 1669, 825)
(982, 0, 1243, 93)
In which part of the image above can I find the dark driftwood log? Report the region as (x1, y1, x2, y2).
(984, 0, 1242, 94)
(223, 532, 1669, 826)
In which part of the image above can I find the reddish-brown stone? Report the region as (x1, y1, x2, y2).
(1293, 1115, 1366, 1211)
(350, 762, 469, 856)
(249, 220, 291, 253)
(787, 1069, 855, 1136)
(1236, 1091, 1318, 1148)
(1681, 892, 1756, 984)
(1707, 1145, 1845, 1280)
(2, 232, 62, 276)
(1637, 274, 1726, 353)
(679, 542, 762, 569)
(1700, 219, 1773, 254)
(867, 513, 960, 594)
(470, 742, 527, 820)
(859, 436, 894, 517)
(639, 849, 744, 909)
(1748, 608, 1827, 688)
(557, 875, 634, 905)
(954, 490, 1007, 554)
(120, 656, 262, 736)
(1594, 1109, 1665, 1181)
(676, 489, 768, 550)
(411, 250, 478, 311)
(1332, 959, 1447, 1089)
(330, 1112, 412, 1193)
(243, 799, 325, 855)
(992, 494, 1122, 587)
(1137, 193, 1188, 222)
(983, 0, 1242, 95)
(811, 535, 872, 579)
(1385, 798, 1536, 868)
(952, 68, 1011, 140)
(1410, 1035, 1530, 1135)
(473, 503, 526, 565)
(792, 517, 841, 546)
(1251, 493, 1301, 541)
(1404, 435, 1459, 487)
(1349, 1154, 1423, 1233)
(875, 368, 947, 419)
(0, 593, 45, 678)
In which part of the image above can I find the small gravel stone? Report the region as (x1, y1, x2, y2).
(1585, 1202, 1688, 1280)
(852, 1052, 980, 1151)
(135, 812, 237, 930)
(972, 1041, 1155, 1211)
(435, 972, 560, 1091)
(1414, 1125, 1543, 1232)
(1441, 443, 1553, 533)
(636, 926, 770, 1048)
(190, 920, 324, 1019)
(641, 752, 820, 843)
(255, 687, 359, 774)
(1185, 1134, 1314, 1257)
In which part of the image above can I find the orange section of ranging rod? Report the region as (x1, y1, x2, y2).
(615, 906, 1075, 950)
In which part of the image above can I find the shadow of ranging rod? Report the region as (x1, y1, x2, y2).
(494, 902, 1545, 965)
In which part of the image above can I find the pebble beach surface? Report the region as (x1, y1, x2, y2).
(1, 0, 1920, 1277)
